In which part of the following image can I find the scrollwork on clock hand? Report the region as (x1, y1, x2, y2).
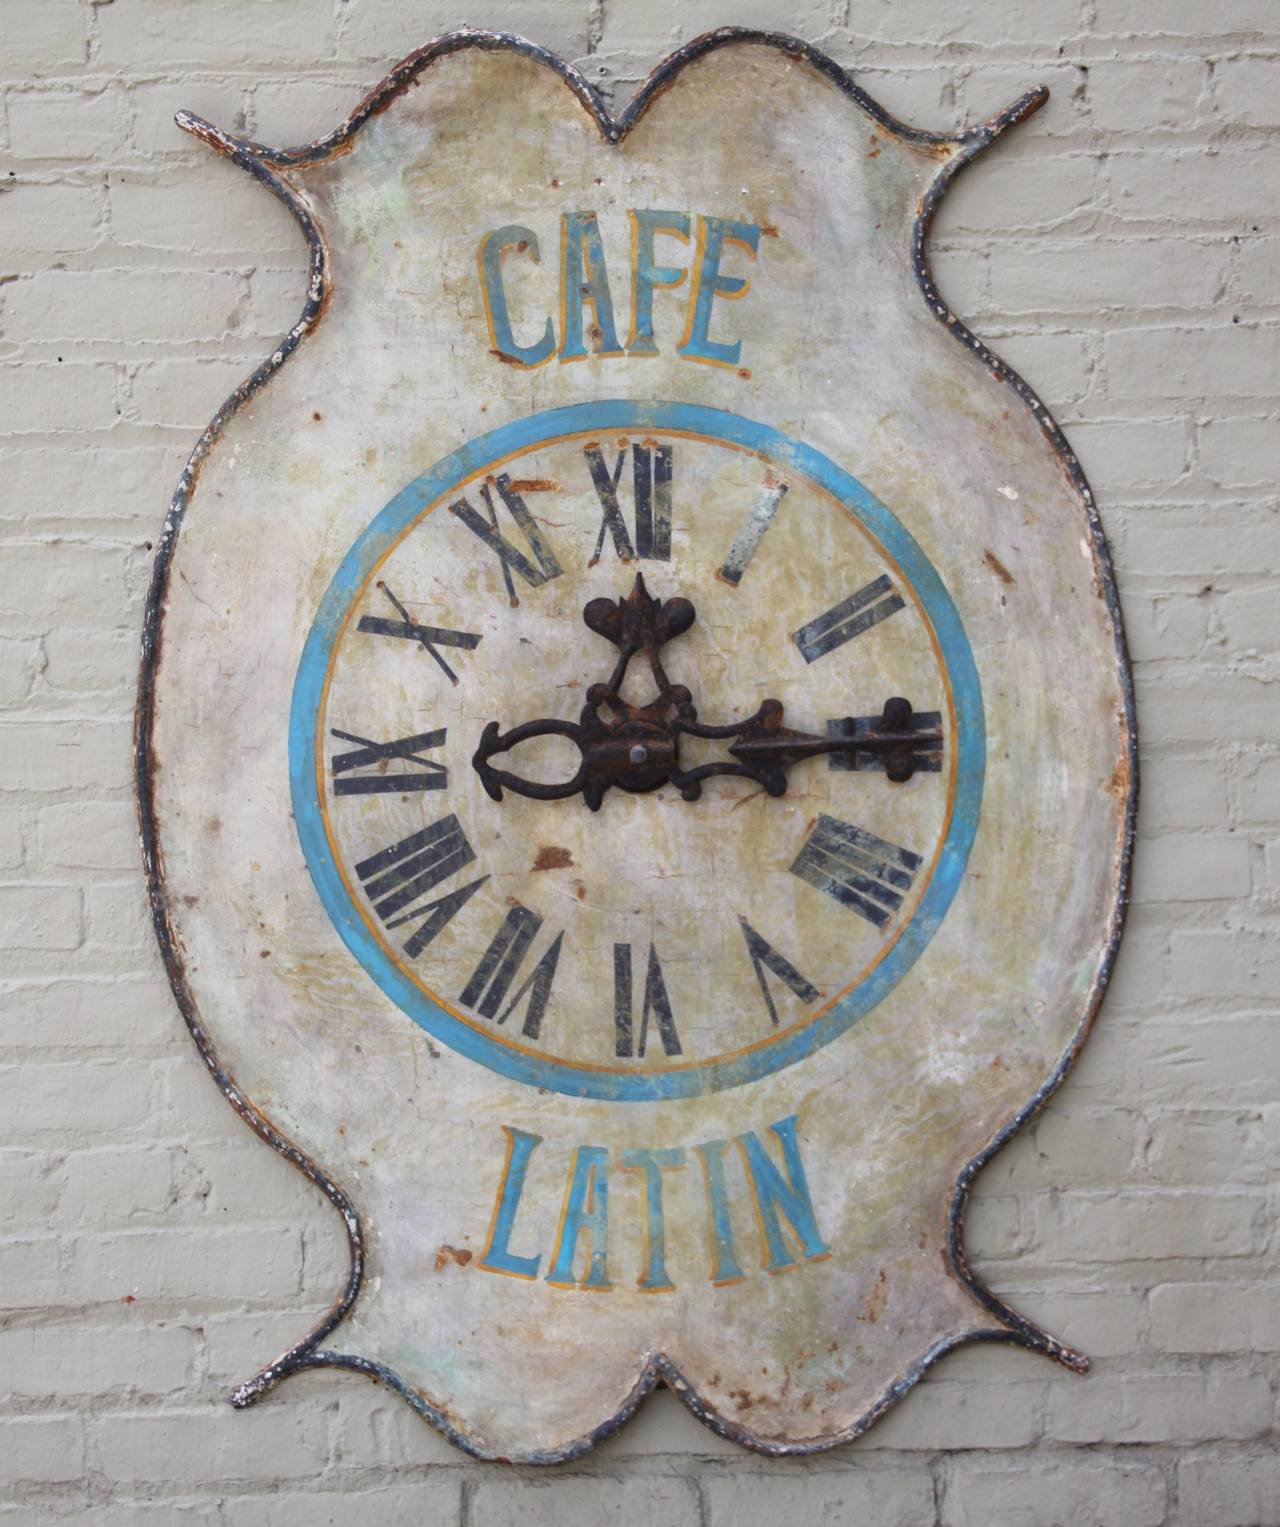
(471, 573, 942, 812)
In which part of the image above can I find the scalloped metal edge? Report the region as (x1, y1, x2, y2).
(134, 25, 1138, 1464)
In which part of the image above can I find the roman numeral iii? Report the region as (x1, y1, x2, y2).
(793, 573, 905, 663)
(790, 815, 921, 929)
(585, 440, 673, 563)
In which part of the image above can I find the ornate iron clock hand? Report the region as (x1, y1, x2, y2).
(472, 574, 942, 810)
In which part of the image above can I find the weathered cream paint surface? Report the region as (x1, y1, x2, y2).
(148, 41, 1131, 1457)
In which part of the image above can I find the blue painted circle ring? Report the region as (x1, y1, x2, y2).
(290, 400, 984, 1101)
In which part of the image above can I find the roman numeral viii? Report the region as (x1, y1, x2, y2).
(355, 816, 487, 958)
(585, 440, 672, 563)
(793, 573, 905, 663)
(790, 815, 921, 929)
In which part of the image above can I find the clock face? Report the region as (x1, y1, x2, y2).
(291, 401, 982, 1099)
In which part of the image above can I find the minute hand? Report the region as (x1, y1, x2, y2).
(723, 697, 941, 786)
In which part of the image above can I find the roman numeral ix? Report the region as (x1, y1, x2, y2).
(790, 814, 921, 929)
(329, 726, 447, 795)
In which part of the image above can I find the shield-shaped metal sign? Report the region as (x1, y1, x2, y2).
(137, 29, 1135, 1460)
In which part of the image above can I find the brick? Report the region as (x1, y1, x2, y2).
(3, 269, 244, 343)
(1036, 1190, 1268, 1261)
(249, 79, 368, 144)
(59, 1147, 177, 1224)
(1151, 1282, 1280, 1353)
(0, 363, 119, 434)
(69, 1226, 302, 1302)
(1095, 0, 1277, 32)
(1132, 834, 1251, 902)
(1145, 1108, 1270, 1185)
(96, 0, 336, 69)
(1108, 146, 1280, 224)
(1168, 929, 1280, 998)
(128, 81, 247, 158)
(986, 331, 1093, 406)
(0, 445, 180, 527)
(1069, 417, 1190, 489)
(0, 720, 132, 791)
(7, 87, 132, 160)
(1236, 236, 1280, 303)
(3, 1414, 86, 1483)
(0, 883, 83, 950)
(1140, 676, 1280, 745)
(1198, 416, 1278, 488)
(94, 1406, 327, 1483)
(1105, 324, 1279, 401)
(39, 800, 139, 871)
(473, 1476, 701, 1527)
(325, 1388, 474, 1470)
(1141, 758, 1228, 831)
(87, 879, 151, 950)
(1220, 587, 1276, 653)
(0, 635, 42, 704)
(1047, 1369, 1271, 1444)
(864, 1379, 1043, 1449)
(1179, 1453, 1280, 1525)
(705, 1471, 937, 1526)
(964, 1192, 1026, 1259)
(214, 1485, 465, 1527)
(1114, 506, 1280, 577)
(0, 1321, 195, 1398)
(990, 237, 1225, 312)
(1028, 1106, 1138, 1185)
(986, 1288, 1145, 1360)
(1237, 757, 1280, 823)
(43, 627, 139, 695)
(191, 1141, 329, 1223)
(0, 1151, 62, 1227)
(0, 809, 25, 870)
(110, 173, 298, 256)
(0, 181, 101, 260)
(128, 357, 261, 430)
(0, 1060, 153, 1135)
(0, 538, 146, 624)
(943, 1460, 1166, 1526)
(340, 0, 588, 61)
(1216, 56, 1280, 127)
(0, 977, 178, 1052)
(1088, 58, 1209, 131)
(936, 155, 1099, 235)
(1122, 591, 1208, 661)
(0, 1235, 61, 1306)
(0, 1, 88, 78)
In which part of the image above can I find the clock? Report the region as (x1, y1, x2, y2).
(141, 30, 1135, 1460)
(291, 401, 982, 1100)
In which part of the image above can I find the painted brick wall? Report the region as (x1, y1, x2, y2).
(1, 1, 1276, 1522)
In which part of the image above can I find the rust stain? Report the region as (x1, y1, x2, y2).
(759, 224, 779, 238)
(983, 548, 1016, 585)
(508, 478, 560, 493)
(435, 1245, 474, 1271)
(856, 1269, 888, 1323)
(532, 845, 574, 872)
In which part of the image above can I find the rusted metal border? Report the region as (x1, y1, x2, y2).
(135, 26, 1138, 1463)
